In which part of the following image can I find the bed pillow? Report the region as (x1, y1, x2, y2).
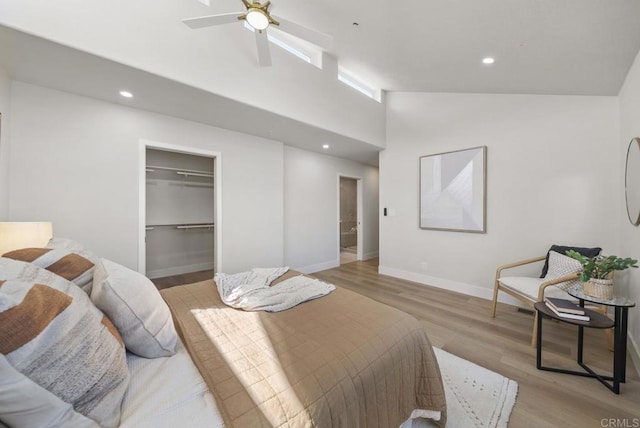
(91, 258, 178, 358)
(540, 245, 601, 278)
(0, 354, 98, 428)
(0, 258, 129, 428)
(46, 237, 94, 254)
(2, 248, 96, 294)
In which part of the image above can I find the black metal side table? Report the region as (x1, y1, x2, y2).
(534, 289, 635, 394)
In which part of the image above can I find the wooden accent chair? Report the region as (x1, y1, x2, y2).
(491, 253, 612, 349)
(491, 255, 582, 346)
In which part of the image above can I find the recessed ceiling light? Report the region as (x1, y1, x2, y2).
(482, 57, 495, 65)
(119, 90, 133, 98)
(322, 144, 330, 149)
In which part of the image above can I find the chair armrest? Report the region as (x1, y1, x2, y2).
(496, 255, 546, 278)
(536, 273, 580, 301)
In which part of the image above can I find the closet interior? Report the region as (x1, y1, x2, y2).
(145, 148, 215, 279)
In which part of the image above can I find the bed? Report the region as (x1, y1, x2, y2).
(0, 242, 446, 428)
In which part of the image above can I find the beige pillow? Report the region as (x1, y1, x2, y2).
(0, 258, 129, 428)
(0, 354, 98, 428)
(92, 258, 178, 358)
(544, 250, 582, 289)
(3, 247, 96, 294)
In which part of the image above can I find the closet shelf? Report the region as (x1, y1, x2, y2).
(146, 165, 214, 178)
(146, 223, 215, 230)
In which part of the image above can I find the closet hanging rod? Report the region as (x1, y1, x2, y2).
(146, 223, 215, 229)
(146, 165, 214, 177)
(176, 224, 215, 230)
(176, 171, 213, 178)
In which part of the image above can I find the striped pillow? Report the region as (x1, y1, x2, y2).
(0, 354, 99, 427)
(3, 248, 96, 294)
(0, 258, 129, 428)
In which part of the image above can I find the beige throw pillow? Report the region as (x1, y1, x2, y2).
(0, 258, 129, 428)
(544, 250, 582, 289)
(92, 259, 178, 358)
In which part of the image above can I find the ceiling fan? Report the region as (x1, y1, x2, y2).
(183, 0, 332, 67)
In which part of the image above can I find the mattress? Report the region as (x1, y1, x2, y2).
(161, 278, 447, 427)
(119, 340, 224, 428)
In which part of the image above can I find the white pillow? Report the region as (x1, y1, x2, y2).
(0, 354, 98, 428)
(91, 259, 178, 358)
(0, 259, 129, 428)
(544, 251, 582, 288)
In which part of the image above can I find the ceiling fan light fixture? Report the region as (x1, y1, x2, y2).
(246, 8, 270, 30)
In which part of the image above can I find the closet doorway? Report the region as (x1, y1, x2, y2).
(138, 141, 221, 279)
(338, 175, 363, 265)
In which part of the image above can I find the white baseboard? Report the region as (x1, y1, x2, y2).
(363, 251, 379, 260)
(377, 265, 524, 307)
(296, 259, 340, 275)
(147, 262, 215, 280)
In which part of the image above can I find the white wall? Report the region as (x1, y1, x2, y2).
(381, 92, 620, 299)
(284, 146, 379, 272)
(0, 0, 386, 148)
(619, 48, 640, 370)
(8, 82, 284, 273)
(0, 65, 11, 219)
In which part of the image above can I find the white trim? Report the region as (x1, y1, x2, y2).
(363, 251, 379, 260)
(337, 67, 382, 103)
(138, 142, 146, 274)
(356, 178, 363, 262)
(138, 139, 222, 275)
(295, 259, 340, 275)
(147, 262, 216, 280)
(378, 265, 524, 307)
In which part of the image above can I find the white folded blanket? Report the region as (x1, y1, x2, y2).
(214, 267, 336, 312)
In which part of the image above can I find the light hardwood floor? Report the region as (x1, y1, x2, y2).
(153, 260, 640, 427)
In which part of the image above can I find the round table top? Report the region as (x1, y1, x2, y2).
(534, 302, 614, 329)
(566, 285, 636, 308)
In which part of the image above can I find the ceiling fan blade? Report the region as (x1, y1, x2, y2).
(255, 30, 272, 67)
(183, 13, 242, 29)
(271, 15, 332, 50)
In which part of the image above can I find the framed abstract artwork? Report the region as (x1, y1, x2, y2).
(419, 146, 487, 233)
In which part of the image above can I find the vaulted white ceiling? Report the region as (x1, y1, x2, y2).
(1, 0, 639, 166)
(281, 0, 640, 95)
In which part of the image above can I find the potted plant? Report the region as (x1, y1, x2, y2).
(566, 250, 638, 299)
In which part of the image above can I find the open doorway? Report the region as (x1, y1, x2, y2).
(138, 140, 222, 279)
(338, 176, 362, 265)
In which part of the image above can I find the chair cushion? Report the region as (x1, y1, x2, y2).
(498, 276, 571, 301)
(540, 244, 601, 278)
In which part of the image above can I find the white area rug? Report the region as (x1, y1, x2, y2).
(403, 348, 518, 428)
